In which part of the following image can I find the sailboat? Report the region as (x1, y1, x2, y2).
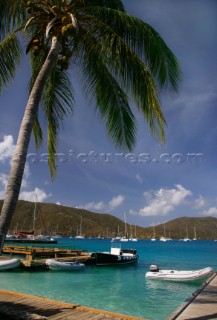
(5, 195, 57, 243)
(120, 213, 129, 242)
(160, 225, 167, 242)
(193, 227, 197, 240)
(129, 224, 138, 241)
(151, 226, 156, 241)
(183, 224, 191, 241)
(14, 195, 37, 240)
(75, 214, 84, 239)
(132, 224, 138, 241)
(111, 225, 121, 242)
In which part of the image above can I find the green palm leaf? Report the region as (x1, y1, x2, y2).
(30, 48, 74, 177)
(81, 51, 136, 150)
(80, 7, 181, 91)
(78, 18, 166, 143)
(83, 0, 125, 11)
(0, 33, 22, 93)
(0, 0, 26, 38)
(42, 67, 74, 178)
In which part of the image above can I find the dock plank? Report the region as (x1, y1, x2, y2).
(0, 289, 146, 320)
(168, 272, 217, 319)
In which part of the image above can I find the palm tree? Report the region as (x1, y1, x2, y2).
(0, 0, 181, 252)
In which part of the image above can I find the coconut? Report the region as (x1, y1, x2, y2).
(67, 23, 73, 29)
(61, 16, 68, 24)
(61, 26, 68, 35)
(62, 56, 68, 62)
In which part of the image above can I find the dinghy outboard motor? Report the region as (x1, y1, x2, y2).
(149, 264, 159, 272)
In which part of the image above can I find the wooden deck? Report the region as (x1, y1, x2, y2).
(3, 245, 86, 259)
(2, 245, 95, 267)
(168, 272, 217, 319)
(0, 289, 146, 320)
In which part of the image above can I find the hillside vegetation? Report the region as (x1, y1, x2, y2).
(0, 200, 217, 239)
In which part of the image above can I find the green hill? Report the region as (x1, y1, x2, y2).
(0, 200, 217, 239)
(154, 216, 217, 240)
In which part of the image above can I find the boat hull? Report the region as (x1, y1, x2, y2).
(145, 267, 214, 282)
(0, 258, 21, 270)
(46, 259, 85, 271)
(92, 250, 139, 266)
(5, 239, 57, 244)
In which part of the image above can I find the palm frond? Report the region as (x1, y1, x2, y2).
(0, 33, 22, 93)
(69, 13, 78, 30)
(0, 0, 26, 39)
(78, 40, 136, 150)
(83, 0, 125, 11)
(78, 26, 166, 144)
(42, 67, 74, 178)
(29, 49, 48, 91)
(46, 18, 60, 40)
(24, 16, 36, 33)
(29, 47, 74, 177)
(80, 7, 181, 92)
(33, 117, 43, 149)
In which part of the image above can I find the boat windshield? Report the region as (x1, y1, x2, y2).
(111, 242, 121, 249)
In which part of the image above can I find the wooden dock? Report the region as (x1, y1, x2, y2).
(0, 289, 146, 320)
(2, 245, 95, 267)
(168, 272, 217, 319)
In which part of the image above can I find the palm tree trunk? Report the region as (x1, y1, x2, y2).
(0, 36, 60, 254)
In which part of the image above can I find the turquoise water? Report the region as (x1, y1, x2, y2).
(1, 239, 217, 319)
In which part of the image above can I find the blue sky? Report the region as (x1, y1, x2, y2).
(0, 0, 217, 227)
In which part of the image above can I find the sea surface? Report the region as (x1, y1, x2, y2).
(1, 238, 217, 320)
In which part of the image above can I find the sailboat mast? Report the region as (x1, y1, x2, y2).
(32, 194, 37, 239)
(124, 212, 128, 237)
(33, 195, 37, 231)
(80, 214, 82, 236)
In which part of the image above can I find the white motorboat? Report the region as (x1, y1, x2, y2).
(0, 258, 21, 270)
(46, 259, 85, 271)
(145, 265, 214, 282)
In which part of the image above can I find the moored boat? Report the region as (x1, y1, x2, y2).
(91, 243, 139, 266)
(45, 259, 85, 271)
(145, 265, 214, 282)
(0, 258, 21, 270)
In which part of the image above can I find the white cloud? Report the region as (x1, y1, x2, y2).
(129, 209, 137, 216)
(136, 174, 143, 183)
(0, 173, 8, 189)
(193, 196, 206, 209)
(0, 132, 51, 199)
(201, 207, 217, 216)
(0, 173, 9, 199)
(109, 195, 125, 209)
(139, 184, 192, 217)
(0, 163, 30, 196)
(0, 135, 15, 162)
(21, 163, 31, 189)
(82, 201, 105, 211)
(19, 187, 52, 202)
(0, 135, 51, 204)
(80, 194, 125, 212)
